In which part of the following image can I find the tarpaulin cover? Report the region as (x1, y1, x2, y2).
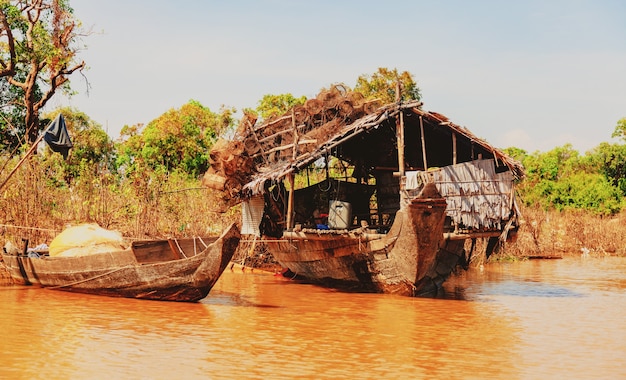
(44, 114, 73, 158)
(49, 224, 127, 257)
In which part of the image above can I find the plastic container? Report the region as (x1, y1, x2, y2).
(328, 201, 352, 229)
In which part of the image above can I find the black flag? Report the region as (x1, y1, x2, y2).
(43, 114, 73, 159)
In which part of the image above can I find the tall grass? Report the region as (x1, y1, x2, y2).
(0, 154, 238, 248)
(498, 205, 626, 258)
(2, 153, 624, 261)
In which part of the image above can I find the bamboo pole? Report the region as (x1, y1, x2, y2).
(396, 110, 405, 176)
(286, 173, 295, 230)
(395, 81, 405, 177)
(0, 132, 46, 192)
(291, 109, 299, 161)
(444, 231, 501, 241)
(419, 116, 428, 170)
(245, 118, 269, 165)
(284, 110, 300, 231)
(452, 132, 457, 165)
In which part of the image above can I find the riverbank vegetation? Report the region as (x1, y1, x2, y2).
(1, 104, 625, 262)
(1, 2, 625, 267)
(1, 82, 626, 261)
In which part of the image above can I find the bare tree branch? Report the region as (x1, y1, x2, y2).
(0, 8, 16, 77)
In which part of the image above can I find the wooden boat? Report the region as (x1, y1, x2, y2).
(272, 182, 456, 296)
(203, 87, 525, 297)
(1, 223, 240, 302)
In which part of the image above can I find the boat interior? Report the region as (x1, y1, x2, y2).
(131, 237, 218, 264)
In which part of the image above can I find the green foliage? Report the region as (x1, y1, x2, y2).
(354, 67, 421, 103)
(42, 107, 116, 183)
(611, 117, 626, 142)
(517, 144, 624, 215)
(0, 0, 86, 143)
(582, 142, 626, 196)
(522, 144, 580, 181)
(544, 172, 621, 214)
(116, 100, 235, 177)
(0, 69, 39, 153)
(502, 146, 527, 163)
(256, 93, 306, 120)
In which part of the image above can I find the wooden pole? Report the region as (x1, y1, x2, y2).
(452, 132, 457, 165)
(397, 110, 405, 176)
(286, 173, 295, 230)
(291, 109, 299, 161)
(395, 80, 405, 177)
(0, 132, 46, 192)
(284, 110, 300, 231)
(419, 116, 428, 170)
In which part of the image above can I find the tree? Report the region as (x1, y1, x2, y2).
(42, 107, 115, 182)
(116, 100, 235, 177)
(256, 93, 306, 120)
(354, 67, 421, 104)
(0, 71, 28, 152)
(502, 146, 527, 163)
(517, 144, 623, 215)
(0, 0, 86, 144)
(611, 117, 626, 143)
(584, 142, 626, 196)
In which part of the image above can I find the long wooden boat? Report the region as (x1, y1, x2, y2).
(1, 223, 240, 302)
(269, 183, 457, 296)
(203, 86, 524, 297)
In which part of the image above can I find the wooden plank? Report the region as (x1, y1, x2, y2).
(131, 240, 179, 264)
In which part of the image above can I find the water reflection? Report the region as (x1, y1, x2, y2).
(480, 280, 584, 297)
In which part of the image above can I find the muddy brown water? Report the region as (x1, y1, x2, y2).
(1, 256, 625, 379)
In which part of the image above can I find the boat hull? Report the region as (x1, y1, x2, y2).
(1, 224, 240, 302)
(268, 184, 466, 297)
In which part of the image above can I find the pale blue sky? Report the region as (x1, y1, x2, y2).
(48, 0, 626, 153)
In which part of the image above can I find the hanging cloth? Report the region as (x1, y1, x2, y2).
(44, 114, 73, 159)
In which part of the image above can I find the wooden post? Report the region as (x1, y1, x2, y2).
(396, 110, 405, 177)
(452, 132, 457, 165)
(419, 116, 428, 170)
(285, 109, 299, 231)
(286, 173, 295, 230)
(291, 109, 299, 161)
(0, 132, 46, 192)
(394, 79, 405, 177)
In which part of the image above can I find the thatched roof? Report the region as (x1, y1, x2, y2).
(204, 86, 524, 201)
(241, 101, 523, 195)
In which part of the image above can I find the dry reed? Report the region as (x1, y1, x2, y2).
(0, 156, 239, 249)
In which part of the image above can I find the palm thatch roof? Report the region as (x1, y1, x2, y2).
(203, 86, 524, 202)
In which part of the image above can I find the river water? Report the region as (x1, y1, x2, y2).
(1, 256, 625, 380)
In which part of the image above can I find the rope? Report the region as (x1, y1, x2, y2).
(197, 237, 209, 249)
(158, 187, 206, 194)
(46, 265, 134, 289)
(173, 239, 187, 258)
(0, 224, 60, 233)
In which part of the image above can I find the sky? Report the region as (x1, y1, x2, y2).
(46, 0, 626, 154)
